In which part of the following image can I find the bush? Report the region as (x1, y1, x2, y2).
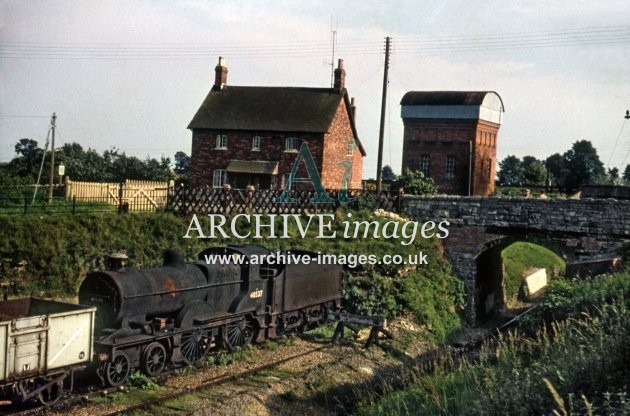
(398, 169, 438, 195)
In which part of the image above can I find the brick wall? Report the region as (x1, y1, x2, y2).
(190, 130, 324, 188)
(321, 99, 363, 189)
(190, 102, 363, 190)
(401, 119, 499, 196)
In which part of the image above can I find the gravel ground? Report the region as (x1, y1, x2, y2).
(38, 319, 438, 416)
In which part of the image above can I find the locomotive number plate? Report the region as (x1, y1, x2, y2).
(249, 289, 263, 299)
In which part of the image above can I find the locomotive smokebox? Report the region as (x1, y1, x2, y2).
(78, 249, 207, 331)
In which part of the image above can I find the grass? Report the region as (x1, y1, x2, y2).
(502, 242, 566, 300)
(355, 269, 630, 416)
(0, 208, 465, 342)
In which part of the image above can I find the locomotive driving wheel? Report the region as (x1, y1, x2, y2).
(181, 328, 210, 364)
(222, 317, 255, 351)
(105, 351, 131, 387)
(142, 342, 167, 376)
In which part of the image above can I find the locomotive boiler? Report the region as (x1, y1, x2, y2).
(77, 245, 343, 387)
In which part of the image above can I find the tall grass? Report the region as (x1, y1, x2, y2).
(357, 270, 630, 415)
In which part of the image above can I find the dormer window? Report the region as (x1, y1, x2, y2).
(215, 134, 228, 149)
(252, 136, 261, 151)
(347, 139, 355, 156)
(285, 137, 300, 152)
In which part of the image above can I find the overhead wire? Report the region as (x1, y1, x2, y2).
(607, 119, 627, 167)
(1, 25, 627, 60)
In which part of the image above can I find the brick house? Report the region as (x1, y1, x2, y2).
(400, 91, 504, 196)
(188, 58, 365, 190)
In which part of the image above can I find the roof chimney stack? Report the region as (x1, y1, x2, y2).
(333, 58, 345, 91)
(214, 56, 228, 90)
(350, 97, 356, 120)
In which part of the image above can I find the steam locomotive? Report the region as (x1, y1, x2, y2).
(0, 245, 343, 404)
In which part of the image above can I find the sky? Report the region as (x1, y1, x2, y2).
(1, 0, 629, 179)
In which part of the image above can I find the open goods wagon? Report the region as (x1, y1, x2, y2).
(0, 297, 96, 405)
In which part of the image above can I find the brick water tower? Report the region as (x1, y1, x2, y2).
(400, 91, 504, 196)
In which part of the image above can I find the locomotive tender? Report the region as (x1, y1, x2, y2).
(1, 245, 343, 404)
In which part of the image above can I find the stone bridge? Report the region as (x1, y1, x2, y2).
(401, 195, 630, 323)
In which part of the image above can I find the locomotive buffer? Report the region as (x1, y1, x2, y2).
(327, 311, 392, 348)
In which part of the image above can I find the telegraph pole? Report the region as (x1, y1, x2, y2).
(376, 37, 390, 193)
(47, 112, 56, 203)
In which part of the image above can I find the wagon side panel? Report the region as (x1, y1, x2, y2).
(46, 308, 95, 370)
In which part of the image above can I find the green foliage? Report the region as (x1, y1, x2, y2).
(381, 165, 397, 182)
(398, 269, 464, 342)
(353, 193, 380, 212)
(521, 156, 547, 185)
(501, 242, 565, 300)
(358, 270, 630, 416)
(532, 272, 630, 322)
(128, 371, 159, 390)
(0, 213, 208, 295)
(0, 172, 35, 200)
(4, 140, 177, 183)
(212, 346, 252, 366)
(0, 208, 464, 343)
(545, 140, 606, 191)
(398, 169, 438, 195)
(497, 155, 524, 186)
(343, 273, 402, 318)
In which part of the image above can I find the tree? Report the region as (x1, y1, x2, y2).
(624, 164, 630, 184)
(545, 153, 567, 188)
(562, 140, 605, 190)
(521, 156, 547, 185)
(497, 155, 523, 186)
(9, 138, 44, 179)
(398, 168, 438, 195)
(15, 138, 40, 160)
(381, 165, 396, 182)
(607, 167, 620, 185)
(174, 151, 191, 177)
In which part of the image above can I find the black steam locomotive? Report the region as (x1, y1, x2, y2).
(78, 245, 342, 387)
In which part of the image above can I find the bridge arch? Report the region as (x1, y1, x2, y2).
(402, 195, 630, 323)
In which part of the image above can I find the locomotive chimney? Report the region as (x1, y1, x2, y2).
(163, 249, 185, 269)
(214, 56, 228, 90)
(106, 253, 128, 271)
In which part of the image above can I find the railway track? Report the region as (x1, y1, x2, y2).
(4, 307, 537, 416)
(3, 341, 334, 416)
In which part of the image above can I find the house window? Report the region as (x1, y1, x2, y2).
(445, 155, 456, 180)
(215, 134, 228, 149)
(347, 140, 355, 156)
(212, 169, 228, 188)
(420, 154, 431, 177)
(285, 137, 300, 152)
(252, 136, 261, 151)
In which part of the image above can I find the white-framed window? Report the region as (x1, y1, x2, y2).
(420, 154, 431, 177)
(285, 136, 300, 152)
(212, 169, 228, 188)
(446, 155, 456, 180)
(251, 135, 261, 151)
(215, 134, 228, 149)
(347, 139, 355, 156)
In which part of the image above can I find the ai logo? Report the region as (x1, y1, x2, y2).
(273, 143, 354, 204)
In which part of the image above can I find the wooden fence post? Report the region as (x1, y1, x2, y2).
(118, 182, 124, 214)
